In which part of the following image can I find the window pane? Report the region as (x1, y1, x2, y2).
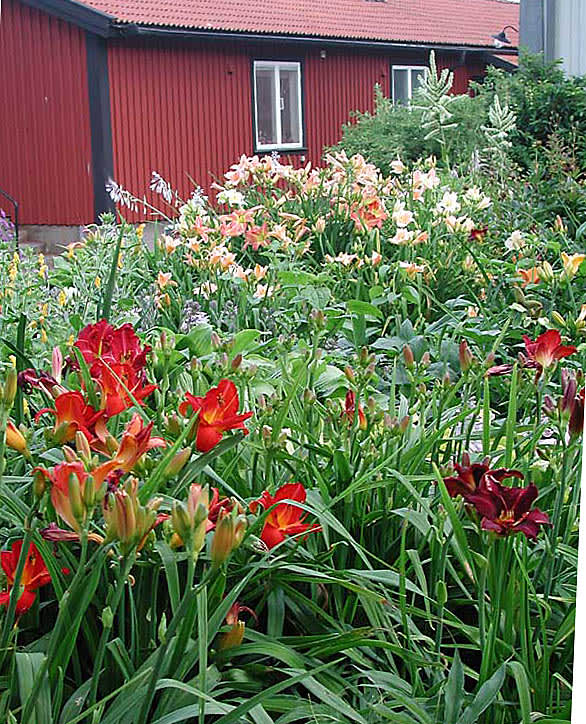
(255, 68, 277, 146)
(279, 68, 301, 145)
(411, 68, 425, 95)
(393, 69, 409, 103)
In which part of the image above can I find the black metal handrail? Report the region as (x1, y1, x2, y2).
(0, 187, 19, 248)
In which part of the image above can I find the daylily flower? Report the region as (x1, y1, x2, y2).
(0, 540, 51, 615)
(179, 379, 253, 452)
(523, 329, 576, 373)
(468, 227, 487, 243)
(517, 267, 540, 287)
(465, 478, 551, 540)
(74, 321, 157, 417)
(219, 601, 257, 650)
(18, 368, 60, 396)
(36, 460, 115, 532)
(36, 390, 107, 445)
(444, 453, 523, 499)
(561, 252, 585, 280)
(249, 482, 321, 549)
(110, 414, 166, 472)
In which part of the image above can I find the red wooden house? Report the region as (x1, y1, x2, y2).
(0, 0, 519, 236)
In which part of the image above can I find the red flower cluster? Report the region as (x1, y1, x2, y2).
(74, 320, 157, 417)
(250, 483, 321, 549)
(179, 379, 253, 452)
(0, 540, 51, 615)
(445, 454, 551, 540)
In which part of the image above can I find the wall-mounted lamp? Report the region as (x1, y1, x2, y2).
(491, 25, 519, 49)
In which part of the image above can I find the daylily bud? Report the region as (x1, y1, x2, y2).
(33, 468, 47, 499)
(399, 415, 410, 433)
(554, 215, 566, 233)
(367, 396, 376, 414)
(165, 413, 182, 437)
(551, 311, 566, 329)
(210, 507, 247, 567)
(101, 606, 114, 629)
(211, 332, 221, 349)
(443, 371, 451, 387)
(303, 388, 316, 404)
(1, 368, 18, 408)
(512, 287, 526, 305)
(315, 217, 326, 234)
(538, 261, 554, 284)
(359, 347, 369, 365)
(69, 473, 85, 525)
(421, 351, 431, 367)
(104, 479, 161, 555)
(403, 345, 414, 370)
(458, 340, 475, 372)
(231, 354, 242, 370)
(75, 430, 92, 463)
(5, 420, 30, 458)
(344, 366, 355, 382)
(164, 447, 191, 477)
(51, 346, 63, 383)
(171, 484, 210, 561)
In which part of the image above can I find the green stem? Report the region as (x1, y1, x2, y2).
(88, 552, 136, 708)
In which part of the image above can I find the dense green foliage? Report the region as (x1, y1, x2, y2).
(0, 62, 583, 722)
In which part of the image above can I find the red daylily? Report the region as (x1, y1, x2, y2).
(179, 379, 253, 452)
(207, 487, 238, 532)
(249, 482, 321, 549)
(487, 330, 577, 380)
(444, 453, 523, 499)
(523, 329, 576, 372)
(342, 389, 367, 430)
(36, 390, 107, 445)
(0, 540, 51, 615)
(73, 321, 157, 417)
(465, 478, 551, 540)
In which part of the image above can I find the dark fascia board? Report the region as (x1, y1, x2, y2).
(18, 0, 113, 37)
(112, 22, 519, 56)
(483, 53, 518, 71)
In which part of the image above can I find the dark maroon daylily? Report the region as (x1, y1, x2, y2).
(464, 478, 551, 540)
(444, 453, 523, 499)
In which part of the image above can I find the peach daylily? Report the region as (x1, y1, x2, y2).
(561, 252, 585, 280)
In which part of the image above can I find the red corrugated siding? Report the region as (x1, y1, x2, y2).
(0, 0, 94, 225)
(305, 50, 389, 162)
(108, 40, 253, 217)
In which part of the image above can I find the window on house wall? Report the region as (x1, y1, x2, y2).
(391, 66, 426, 103)
(253, 61, 303, 151)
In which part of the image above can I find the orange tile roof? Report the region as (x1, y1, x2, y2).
(77, 0, 520, 48)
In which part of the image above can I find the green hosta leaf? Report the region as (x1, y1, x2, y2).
(347, 299, 383, 319)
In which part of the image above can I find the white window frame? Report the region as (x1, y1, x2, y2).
(253, 60, 303, 151)
(391, 65, 426, 103)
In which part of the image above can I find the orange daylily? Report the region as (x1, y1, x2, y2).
(517, 267, 540, 287)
